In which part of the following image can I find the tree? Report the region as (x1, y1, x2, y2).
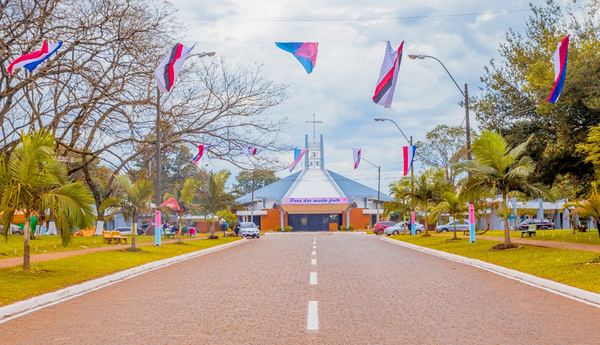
(234, 169, 280, 196)
(577, 125, 600, 177)
(432, 191, 469, 240)
(416, 125, 468, 183)
(384, 177, 412, 232)
(216, 209, 238, 232)
(406, 169, 449, 236)
(562, 182, 600, 239)
(164, 177, 199, 243)
(0, 130, 96, 270)
(100, 175, 154, 251)
(198, 170, 235, 238)
(473, 0, 600, 190)
(456, 131, 548, 248)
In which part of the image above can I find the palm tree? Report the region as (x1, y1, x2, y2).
(0, 130, 96, 270)
(562, 182, 600, 239)
(456, 131, 547, 247)
(164, 177, 199, 242)
(100, 175, 154, 251)
(384, 177, 412, 232)
(406, 169, 449, 235)
(198, 170, 234, 238)
(432, 191, 469, 240)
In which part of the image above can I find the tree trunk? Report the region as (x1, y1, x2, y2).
(131, 213, 137, 251)
(423, 202, 429, 235)
(503, 192, 511, 246)
(453, 212, 457, 240)
(23, 215, 31, 271)
(178, 212, 182, 242)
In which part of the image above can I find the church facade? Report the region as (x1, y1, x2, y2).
(235, 134, 392, 231)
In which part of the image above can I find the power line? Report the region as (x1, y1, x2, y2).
(181, 9, 531, 22)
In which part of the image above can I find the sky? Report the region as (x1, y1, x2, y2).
(168, 0, 581, 194)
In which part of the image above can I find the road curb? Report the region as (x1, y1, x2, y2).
(381, 237, 600, 308)
(0, 239, 248, 322)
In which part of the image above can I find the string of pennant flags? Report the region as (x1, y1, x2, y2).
(6, 35, 570, 173)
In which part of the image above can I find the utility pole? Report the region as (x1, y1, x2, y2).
(155, 89, 161, 205)
(464, 83, 472, 163)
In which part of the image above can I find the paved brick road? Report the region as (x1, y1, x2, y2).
(1, 233, 600, 344)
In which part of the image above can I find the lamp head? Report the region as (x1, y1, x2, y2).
(408, 54, 425, 60)
(206, 52, 216, 57)
(374, 118, 384, 122)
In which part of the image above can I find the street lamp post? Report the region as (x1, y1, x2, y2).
(407, 54, 472, 163)
(361, 157, 381, 226)
(155, 51, 216, 206)
(374, 118, 415, 235)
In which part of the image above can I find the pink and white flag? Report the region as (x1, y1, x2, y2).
(548, 35, 569, 104)
(155, 43, 194, 93)
(289, 148, 307, 172)
(373, 41, 404, 108)
(403, 145, 416, 176)
(7, 40, 63, 76)
(352, 148, 361, 169)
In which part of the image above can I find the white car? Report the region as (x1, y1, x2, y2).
(113, 226, 132, 235)
(384, 221, 424, 235)
(435, 220, 470, 233)
(239, 222, 260, 238)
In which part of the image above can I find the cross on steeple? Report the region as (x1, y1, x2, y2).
(306, 113, 323, 142)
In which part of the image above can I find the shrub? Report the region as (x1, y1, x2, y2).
(284, 226, 293, 232)
(276, 226, 282, 232)
(348, 225, 355, 230)
(340, 225, 347, 231)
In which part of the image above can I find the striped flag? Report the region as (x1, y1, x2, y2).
(155, 43, 194, 93)
(373, 41, 404, 108)
(7, 41, 63, 76)
(243, 147, 257, 156)
(275, 42, 318, 74)
(352, 148, 361, 169)
(403, 145, 416, 176)
(289, 148, 307, 172)
(192, 145, 210, 164)
(548, 35, 569, 104)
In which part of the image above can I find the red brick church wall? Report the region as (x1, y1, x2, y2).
(261, 209, 282, 231)
(349, 208, 370, 229)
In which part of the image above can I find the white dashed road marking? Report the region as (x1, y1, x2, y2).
(310, 272, 318, 285)
(311, 258, 317, 265)
(312, 251, 316, 256)
(313, 245, 316, 249)
(307, 301, 319, 331)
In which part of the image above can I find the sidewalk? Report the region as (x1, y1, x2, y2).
(0, 237, 207, 269)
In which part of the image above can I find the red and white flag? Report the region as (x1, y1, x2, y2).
(352, 148, 361, 169)
(373, 41, 404, 108)
(403, 145, 416, 176)
(155, 43, 194, 93)
(243, 147, 257, 156)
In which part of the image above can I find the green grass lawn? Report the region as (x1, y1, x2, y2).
(0, 237, 240, 306)
(434, 228, 600, 245)
(0, 235, 206, 258)
(389, 234, 600, 293)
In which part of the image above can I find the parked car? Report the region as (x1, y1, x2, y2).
(519, 218, 554, 230)
(384, 222, 424, 235)
(239, 222, 260, 238)
(373, 221, 396, 235)
(436, 220, 471, 233)
(113, 226, 132, 235)
(0, 224, 23, 235)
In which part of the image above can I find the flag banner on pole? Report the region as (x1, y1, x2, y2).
(160, 197, 180, 211)
(352, 148, 361, 169)
(7, 40, 63, 76)
(373, 41, 404, 108)
(275, 42, 318, 74)
(243, 147, 257, 156)
(155, 43, 195, 93)
(403, 145, 416, 176)
(192, 145, 211, 164)
(548, 35, 569, 104)
(289, 148, 307, 172)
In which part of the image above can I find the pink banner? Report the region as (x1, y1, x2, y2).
(281, 197, 348, 205)
(468, 204, 475, 224)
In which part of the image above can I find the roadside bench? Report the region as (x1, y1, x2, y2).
(163, 229, 175, 239)
(103, 231, 128, 244)
(521, 225, 537, 237)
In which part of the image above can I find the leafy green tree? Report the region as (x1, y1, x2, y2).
(234, 169, 280, 196)
(562, 182, 600, 239)
(199, 170, 235, 238)
(577, 125, 600, 177)
(474, 0, 600, 189)
(216, 209, 239, 231)
(416, 125, 468, 183)
(164, 177, 200, 242)
(432, 191, 469, 240)
(384, 177, 412, 232)
(0, 131, 96, 270)
(406, 169, 449, 235)
(100, 175, 154, 251)
(456, 131, 548, 247)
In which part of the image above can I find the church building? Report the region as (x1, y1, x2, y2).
(235, 134, 392, 231)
